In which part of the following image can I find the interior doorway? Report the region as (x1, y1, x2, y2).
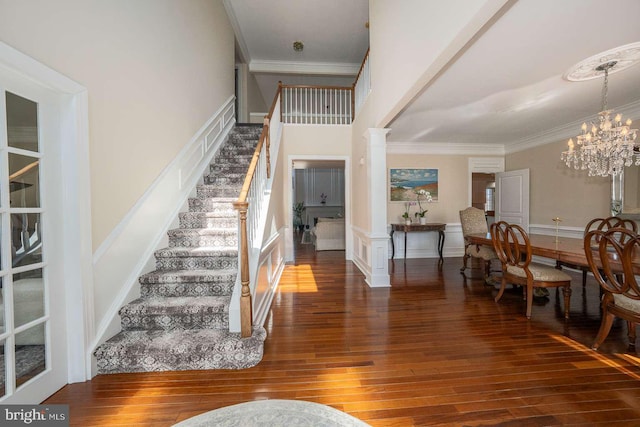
(286, 156, 351, 262)
(471, 173, 496, 227)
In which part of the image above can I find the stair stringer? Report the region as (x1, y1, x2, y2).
(228, 119, 285, 332)
(89, 99, 236, 376)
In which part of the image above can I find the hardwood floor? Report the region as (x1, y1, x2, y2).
(45, 235, 640, 426)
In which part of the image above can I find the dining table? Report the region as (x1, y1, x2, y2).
(466, 232, 640, 273)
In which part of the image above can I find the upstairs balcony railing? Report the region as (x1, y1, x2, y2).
(281, 84, 353, 125)
(354, 48, 370, 115)
(280, 49, 371, 125)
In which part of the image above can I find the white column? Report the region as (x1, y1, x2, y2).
(365, 128, 391, 287)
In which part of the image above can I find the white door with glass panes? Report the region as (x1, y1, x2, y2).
(0, 68, 68, 403)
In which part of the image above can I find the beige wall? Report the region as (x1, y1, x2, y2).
(281, 126, 352, 157)
(350, 96, 375, 231)
(387, 153, 470, 225)
(506, 140, 610, 228)
(0, 0, 234, 249)
(247, 72, 267, 117)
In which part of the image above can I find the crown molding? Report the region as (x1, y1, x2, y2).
(249, 60, 359, 76)
(223, 0, 250, 64)
(386, 141, 505, 156)
(505, 98, 640, 154)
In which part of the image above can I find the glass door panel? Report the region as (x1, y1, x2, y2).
(6, 92, 39, 152)
(8, 152, 40, 208)
(0, 340, 6, 399)
(12, 269, 43, 328)
(14, 324, 46, 389)
(10, 213, 42, 268)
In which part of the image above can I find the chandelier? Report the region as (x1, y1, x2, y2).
(561, 61, 639, 177)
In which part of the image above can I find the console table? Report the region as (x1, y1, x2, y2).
(390, 223, 446, 262)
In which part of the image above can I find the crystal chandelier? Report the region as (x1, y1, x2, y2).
(561, 61, 639, 177)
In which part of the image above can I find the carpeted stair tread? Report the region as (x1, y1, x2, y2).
(121, 296, 230, 314)
(94, 327, 267, 373)
(167, 228, 238, 248)
(155, 246, 237, 257)
(140, 269, 237, 284)
(196, 186, 242, 198)
(187, 198, 237, 213)
(119, 296, 230, 331)
(179, 213, 237, 229)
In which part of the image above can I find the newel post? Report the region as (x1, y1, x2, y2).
(233, 200, 252, 337)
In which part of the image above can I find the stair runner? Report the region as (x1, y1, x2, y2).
(94, 125, 267, 374)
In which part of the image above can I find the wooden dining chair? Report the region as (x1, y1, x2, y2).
(491, 221, 572, 319)
(584, 227, 640, 351)
(459, 207, 498, 280)
(557, 216, 638, 286)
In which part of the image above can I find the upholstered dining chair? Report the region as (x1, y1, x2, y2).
(557, 216, 638, 286)
(459, 207, 498, 280)
(584, 227, 640, 351)
(491, 221, 572, 319)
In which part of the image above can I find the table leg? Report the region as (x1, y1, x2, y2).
(437, 230, 445, 264)
(404, 231, 407, 259)
(390, 230, 395, 259)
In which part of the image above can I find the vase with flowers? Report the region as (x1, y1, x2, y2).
(402, 201, 415, 224)
(414, 189, 433, 225)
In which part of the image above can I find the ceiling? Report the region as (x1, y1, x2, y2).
(224, 0, 640, 152)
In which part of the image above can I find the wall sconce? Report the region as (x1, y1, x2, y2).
(293, 41, 304, 52)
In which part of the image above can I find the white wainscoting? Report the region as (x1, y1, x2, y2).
(251, 229, 286, 329)
(388, 223, 465, 259)
(384, 222, 582, 261)
(90, 97, 236, 371)
(351, 225, 390, 287)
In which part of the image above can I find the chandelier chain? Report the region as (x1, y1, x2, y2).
(601, 67, 608, 111)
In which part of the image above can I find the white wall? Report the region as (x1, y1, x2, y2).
(0, 0, 235, 250)
(369, 0, 509, 127)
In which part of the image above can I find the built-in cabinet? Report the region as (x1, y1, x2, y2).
(294, 168, 345, 227)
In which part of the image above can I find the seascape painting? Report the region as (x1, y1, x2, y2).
(389, 168, 439, 202)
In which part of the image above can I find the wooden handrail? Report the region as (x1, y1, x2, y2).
(9, 159, 39, 181)
(233, 83, 282, 337)
(280, 84, 353, 91)
(354, 48, 370, 84)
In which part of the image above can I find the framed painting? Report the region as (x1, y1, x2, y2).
(389, 168, 438, 202)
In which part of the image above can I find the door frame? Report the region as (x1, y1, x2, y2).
(285, 154, 352, 262)
(0, 42, 93, 384)
(468, 157, 504, 207)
